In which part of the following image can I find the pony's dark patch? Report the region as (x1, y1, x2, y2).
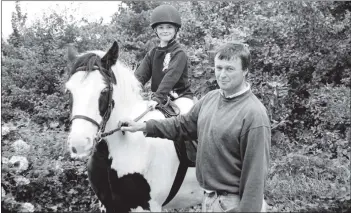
(110, 171, 151, 212)
(88, 140, 151, 213)
(99, 88, 110, 116)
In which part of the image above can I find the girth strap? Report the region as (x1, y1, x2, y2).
(159, 96, 196, 206)
(162, 138, 189, 206)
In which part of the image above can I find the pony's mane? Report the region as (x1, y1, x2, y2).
(71, 50, 143, 104)
(111, 60, 143, 104)
(70, 51, 104, 77)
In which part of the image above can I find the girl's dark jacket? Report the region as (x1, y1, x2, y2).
(134, 40, 192, 104)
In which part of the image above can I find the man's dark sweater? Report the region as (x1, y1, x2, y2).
(145, 89, 271, 212)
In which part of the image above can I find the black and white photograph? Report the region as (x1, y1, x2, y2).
(1, 1, 350, 212)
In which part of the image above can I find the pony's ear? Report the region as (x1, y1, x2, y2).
(101, 41, 119, 70)
(67, 44, 78, 64)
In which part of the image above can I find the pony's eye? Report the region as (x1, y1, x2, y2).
(99, 88, 109, 116)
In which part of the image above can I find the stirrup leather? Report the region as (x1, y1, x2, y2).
(155, 97, 180, 118)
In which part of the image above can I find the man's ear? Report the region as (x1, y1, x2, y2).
(243, 69, 249, 77)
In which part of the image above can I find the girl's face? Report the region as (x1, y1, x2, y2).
(155, 24, 176, 42)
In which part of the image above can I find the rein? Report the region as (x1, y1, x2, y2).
(97, 105, 154, 139)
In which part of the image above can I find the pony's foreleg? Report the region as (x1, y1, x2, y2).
(87, 141, 116, 213)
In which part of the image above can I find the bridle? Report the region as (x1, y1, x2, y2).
(68, 65, 154, 151)
(69, 65, 115, 148)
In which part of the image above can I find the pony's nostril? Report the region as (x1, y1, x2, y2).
(72, 147, 77, 154)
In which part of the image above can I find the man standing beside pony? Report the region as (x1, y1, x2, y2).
(120, 42, 271, 212)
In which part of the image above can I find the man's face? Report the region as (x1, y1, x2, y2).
(214, 55, 248, 96)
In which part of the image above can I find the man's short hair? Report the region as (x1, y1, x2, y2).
(214, 42, 251, 71)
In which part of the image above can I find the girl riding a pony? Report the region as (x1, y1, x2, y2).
(134, 4, 193, 110)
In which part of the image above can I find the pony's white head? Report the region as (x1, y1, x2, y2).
(65, 41, 126, 158)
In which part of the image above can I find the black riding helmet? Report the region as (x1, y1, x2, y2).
(150, 5, 181, 29)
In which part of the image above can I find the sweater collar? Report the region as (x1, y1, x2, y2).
(157, 39, 177, 50)
(220, 82, 251, 99)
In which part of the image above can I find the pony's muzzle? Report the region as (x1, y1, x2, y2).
(67, 135, 94, 157)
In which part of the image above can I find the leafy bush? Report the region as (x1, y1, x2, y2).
(267, 152, 350, 212)
(2, 1, 350, 212)
(1, 124, 100, 212)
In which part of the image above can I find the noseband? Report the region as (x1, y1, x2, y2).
(70, 65, 115, 147)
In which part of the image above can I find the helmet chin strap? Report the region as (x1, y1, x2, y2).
(168, 28, 179, 44)
(168, 38, 175, 44)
